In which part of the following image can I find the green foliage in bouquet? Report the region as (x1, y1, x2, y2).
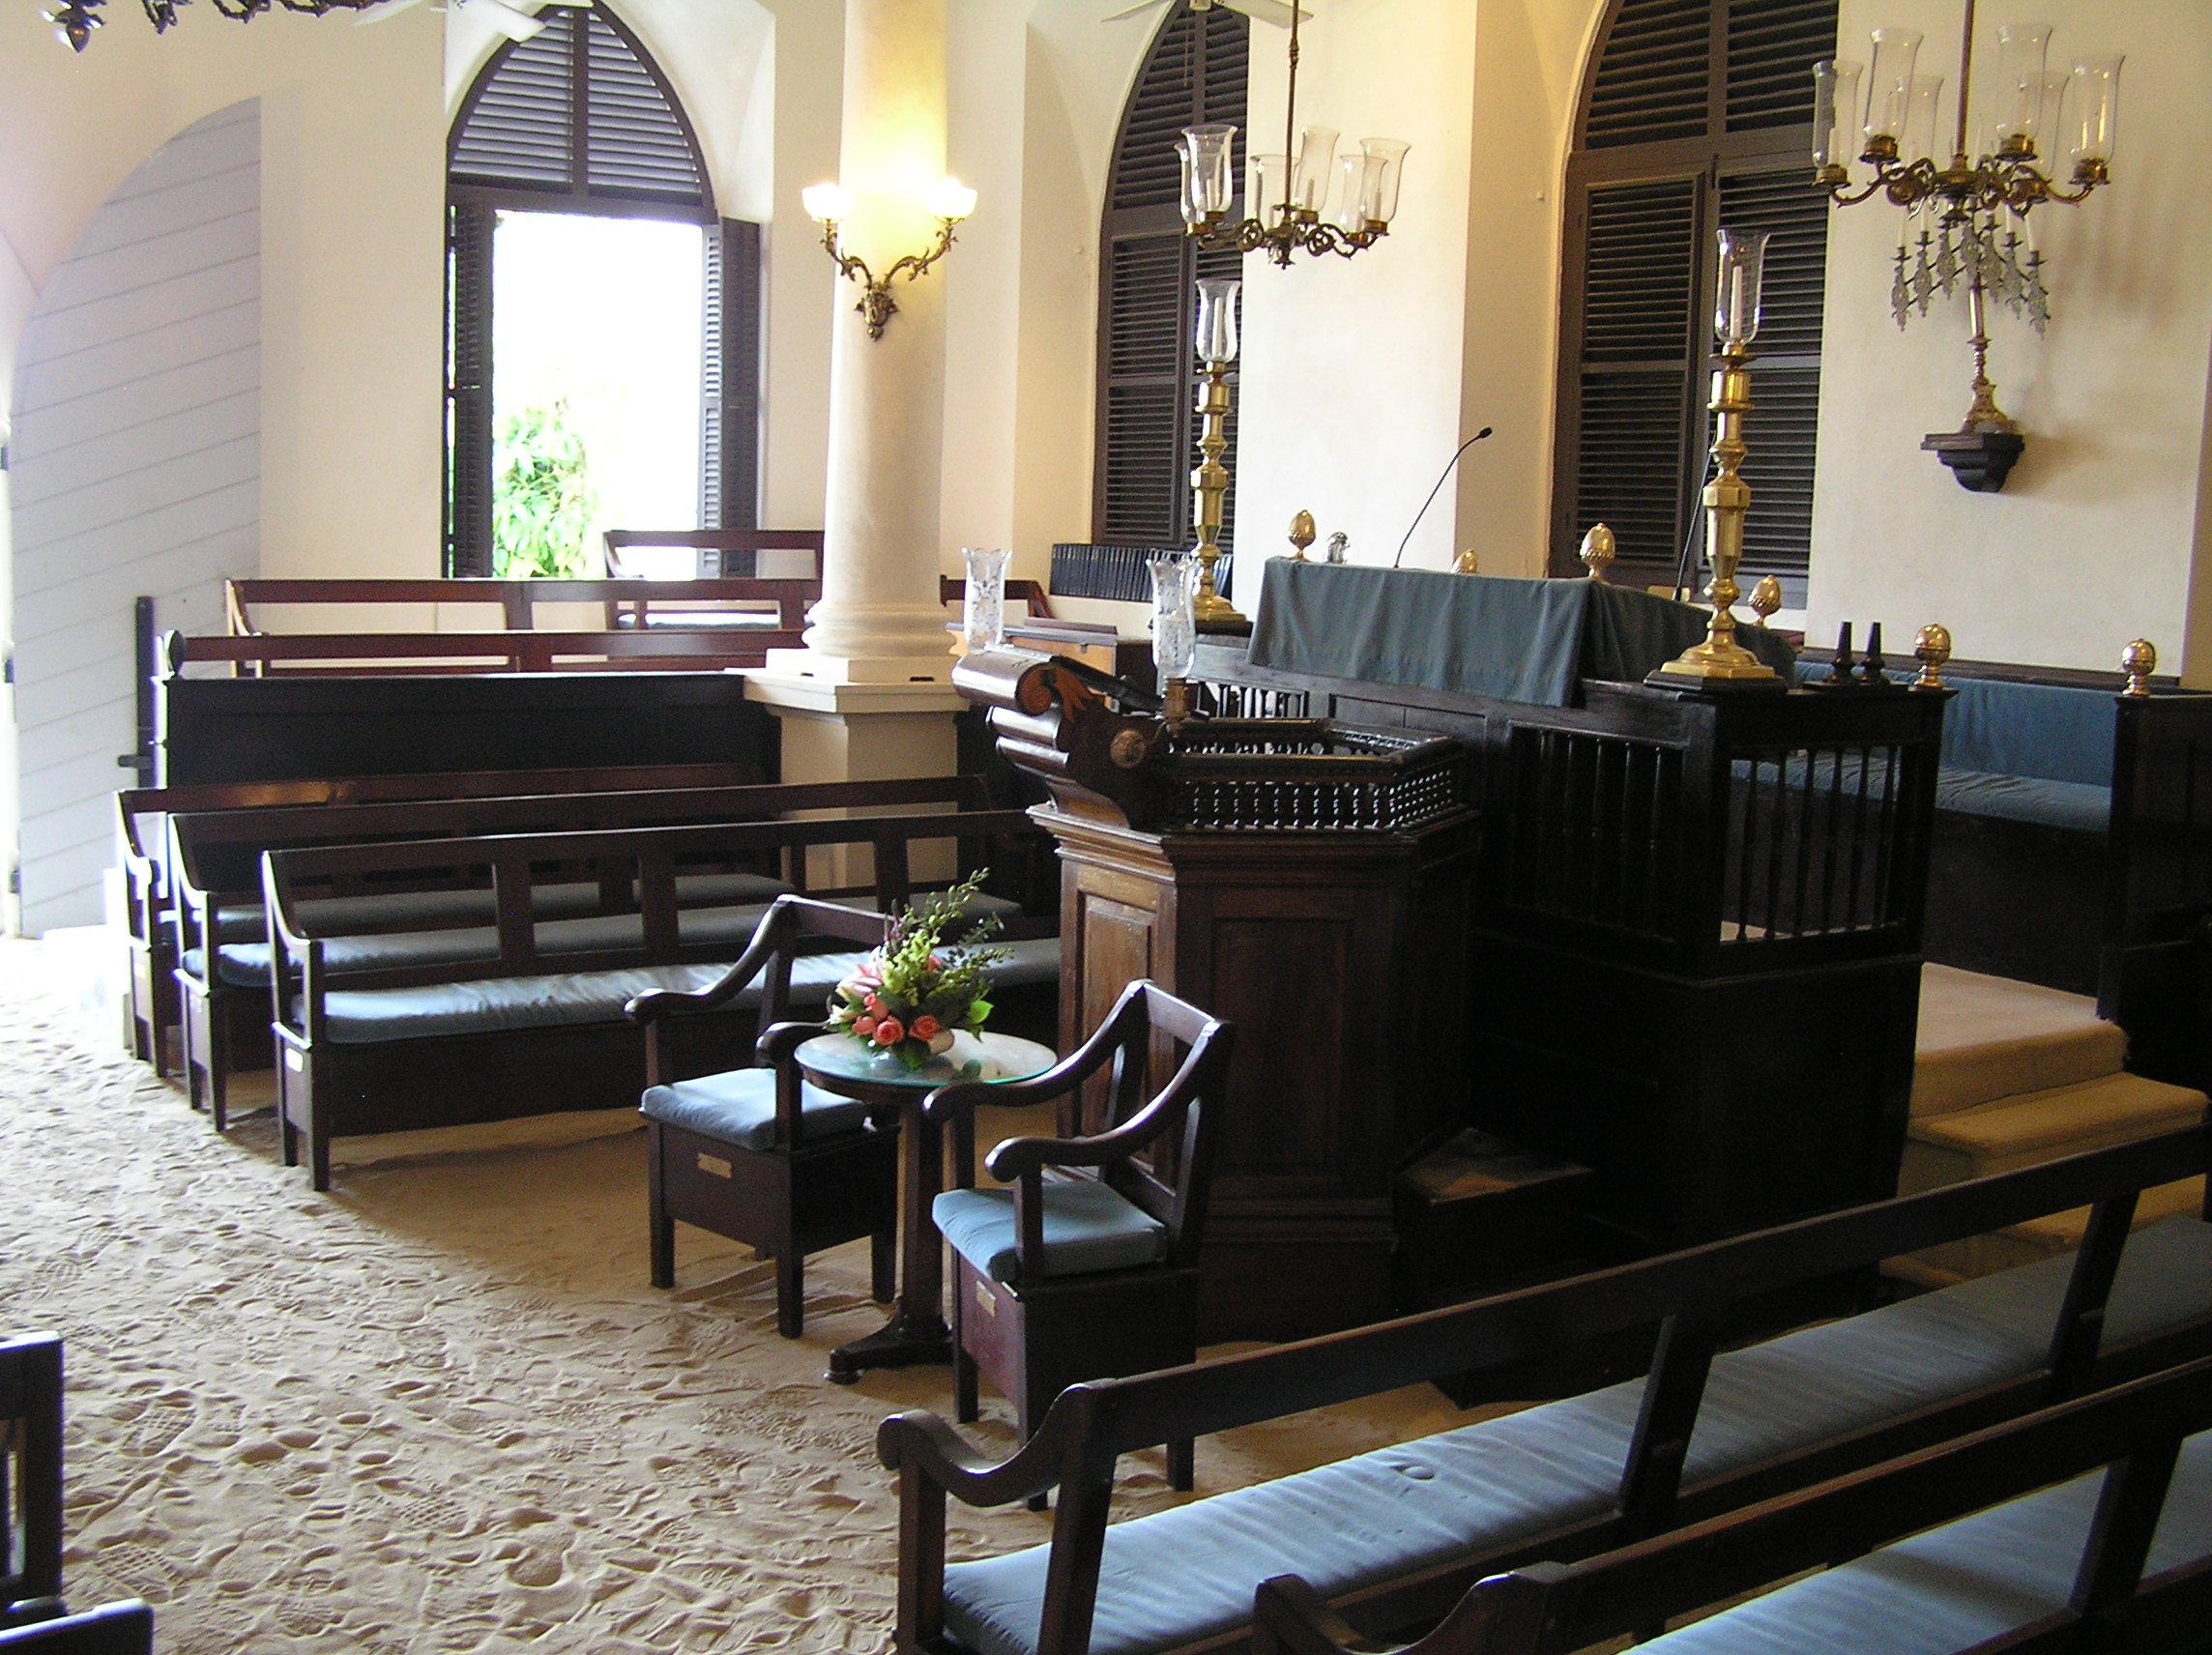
(827, 871, 1012, 1069)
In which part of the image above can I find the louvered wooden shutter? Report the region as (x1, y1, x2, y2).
(700, 218, 762, 530)
(1554, 0, 1835, 595)
(446, 201, 496, 577)
(1094, 5, 1248, 555)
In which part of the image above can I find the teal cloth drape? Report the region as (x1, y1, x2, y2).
(1246, 563, 1796, 707)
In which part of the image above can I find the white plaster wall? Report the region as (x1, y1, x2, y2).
(1808, 0, 2212, 677)
(1232, 0, 1481, 595)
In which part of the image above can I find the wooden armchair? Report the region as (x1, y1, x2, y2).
(924, 980, 1233, 1490)
(626, 897, 899, 1337)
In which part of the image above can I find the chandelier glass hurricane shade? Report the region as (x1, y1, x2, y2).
(1814, 6, 2120, 341)
(800, 179, 978, 341)
(1175, 7, 1409, 266)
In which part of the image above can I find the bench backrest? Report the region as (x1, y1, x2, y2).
(265, 807, 1045, 991)
(167, 774, 991, 905)
(1259, 1352, 2212, 1655)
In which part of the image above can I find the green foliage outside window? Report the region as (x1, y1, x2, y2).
(492, 399, 598, 578)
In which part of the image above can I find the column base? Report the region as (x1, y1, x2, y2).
(764, 646, 957, 686)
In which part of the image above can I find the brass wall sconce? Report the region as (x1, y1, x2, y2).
(801, 179, 977, 341)
(1814, 1, 2120, 491)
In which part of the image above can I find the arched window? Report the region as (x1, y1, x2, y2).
(444, 4, 759, 576)
(1553, 0, 1835, 601)
(1093, 4, 1248, 561)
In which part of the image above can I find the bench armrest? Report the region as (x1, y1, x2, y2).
(1252, 1576, 1403, 1655)
(624, 925, 782, 1026)
(875, 1408, 1071, 1510)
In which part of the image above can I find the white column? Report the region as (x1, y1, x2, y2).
(766, 0, 958, 684)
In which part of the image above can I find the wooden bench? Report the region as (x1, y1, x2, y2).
(117, 761, 764, 1075)
(875, 1127, 2212, 1655)
(166, 774, 1016, 1124)
(265, 808, 1061, 1189)
(1252, 1353, 2212, 1655)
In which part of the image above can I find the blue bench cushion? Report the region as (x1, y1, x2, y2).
(640, 1066, 872, 1147)
(934, 1179, 1167, 1284)
(309, 935, 1062, 1046)
(1638, 1428, 2212, 1655)
(1934, 769, 2110, 834)
(940, 1216, 2212, 1655)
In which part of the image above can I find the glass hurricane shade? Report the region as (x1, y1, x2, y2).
(1993, 23, 2052, 147)
(2070, 56, 2122, 165)
(801, 183, 854, 224)
(1293, 127, 1339, 213)
(1903, 74, 1946, 166)
(1253, 154, 1290, 225)
(1865, 28, 1922, 141)
(1813, 59, 1863, 168)
(1180, 124, 1237, 223)
(1150, 553, 1198, 681)
(1359, 138, 1411, 223)
(961, 547, 1010, 653)
(1195, 277, 1240, 365)
(1714, 228, 1770, 345)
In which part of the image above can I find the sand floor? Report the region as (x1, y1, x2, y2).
(0, 939, 1463, 1653)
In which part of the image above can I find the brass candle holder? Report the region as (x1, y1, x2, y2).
(1189, 278, 1247, 631)
(1653, 229, 1783, 692)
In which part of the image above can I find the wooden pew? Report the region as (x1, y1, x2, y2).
(264, 807, 1061, 1189)
(164, 774, 1012, 1123)
(1253, 1354, 2212, 1655)
(118, 761, 765, 1075)
(876, 1127, 2212, 1655)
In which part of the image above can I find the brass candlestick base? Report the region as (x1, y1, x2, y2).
(1653, 338, 1783, 690)
(1189, 360, 1248, 629)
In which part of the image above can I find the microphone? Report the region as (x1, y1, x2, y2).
(1392, 427, 1494, 569)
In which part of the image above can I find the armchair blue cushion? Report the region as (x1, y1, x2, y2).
(934, 1178, 1167, 1285)
(640, 1066, 871, 1149)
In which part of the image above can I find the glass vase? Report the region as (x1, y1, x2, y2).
(961, 546, 1010, 653)
(1149, 552, 1197, 682)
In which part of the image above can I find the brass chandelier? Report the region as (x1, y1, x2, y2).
(1176, 3, 1409, 267)
(47, 0, 371, 49)
(1813, 0, 2118, 486)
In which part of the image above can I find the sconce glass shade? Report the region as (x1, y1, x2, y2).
(961, 547, 1010, 653)
(1194, 277, 1241, 365)
(1180, 124, 1237, 222)
(801, 183, 853, 223)
(1902, 73, 1945, 165)
(2070, 55, 2123, 166)
(1252, 153, 1290, 226)
(1293, 127, 1339, 213)
(1359, 138, 1411, 223)
(2033, 73, 2070, 159)
(1812, 60, 1863, 168)
(924, 178, 978, 221)
(1150, 553, 1198, 681)
(1993, 23, 2052, 149)
(1714, 227, 1771, 345)
(1865, 28, 1922, 142)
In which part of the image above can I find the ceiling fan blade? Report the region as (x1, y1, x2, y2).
(1101, 0, 1173, 21)
(352, 0, 432, 25)
(465, 0, 548, 42)
(1219, 0, 1310, 26)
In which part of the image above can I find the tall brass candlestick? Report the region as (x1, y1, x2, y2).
(1189, 360, 1245, 628)
(1655, 227, 1781, 689)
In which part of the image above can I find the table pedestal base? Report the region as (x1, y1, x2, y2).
(826, 1311, 954, 1383)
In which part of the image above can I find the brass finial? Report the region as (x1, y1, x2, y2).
(2121, 638, 2157, 698)
(1749, 575, 1782, 626)
(1579, 523, 1615, 582)
(1287, 509, 1317, 562)
(1453, 547, 1480, 574)
(1912, 624, 1952, 691)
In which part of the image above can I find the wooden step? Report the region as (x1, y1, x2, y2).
(1912, 965, 2128, 1118)
(1903, 1071, 2209, 1188)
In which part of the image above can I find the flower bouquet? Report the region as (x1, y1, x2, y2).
(827, 871, 1011, 1069)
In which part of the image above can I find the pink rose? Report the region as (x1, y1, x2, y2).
(865, 995, 888, 1019)
(910, 1014, 940, 1039)
(873, 1018, 905, 1047)
(928, 954, 945, 972)
(854, 1016, 877, 1038)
